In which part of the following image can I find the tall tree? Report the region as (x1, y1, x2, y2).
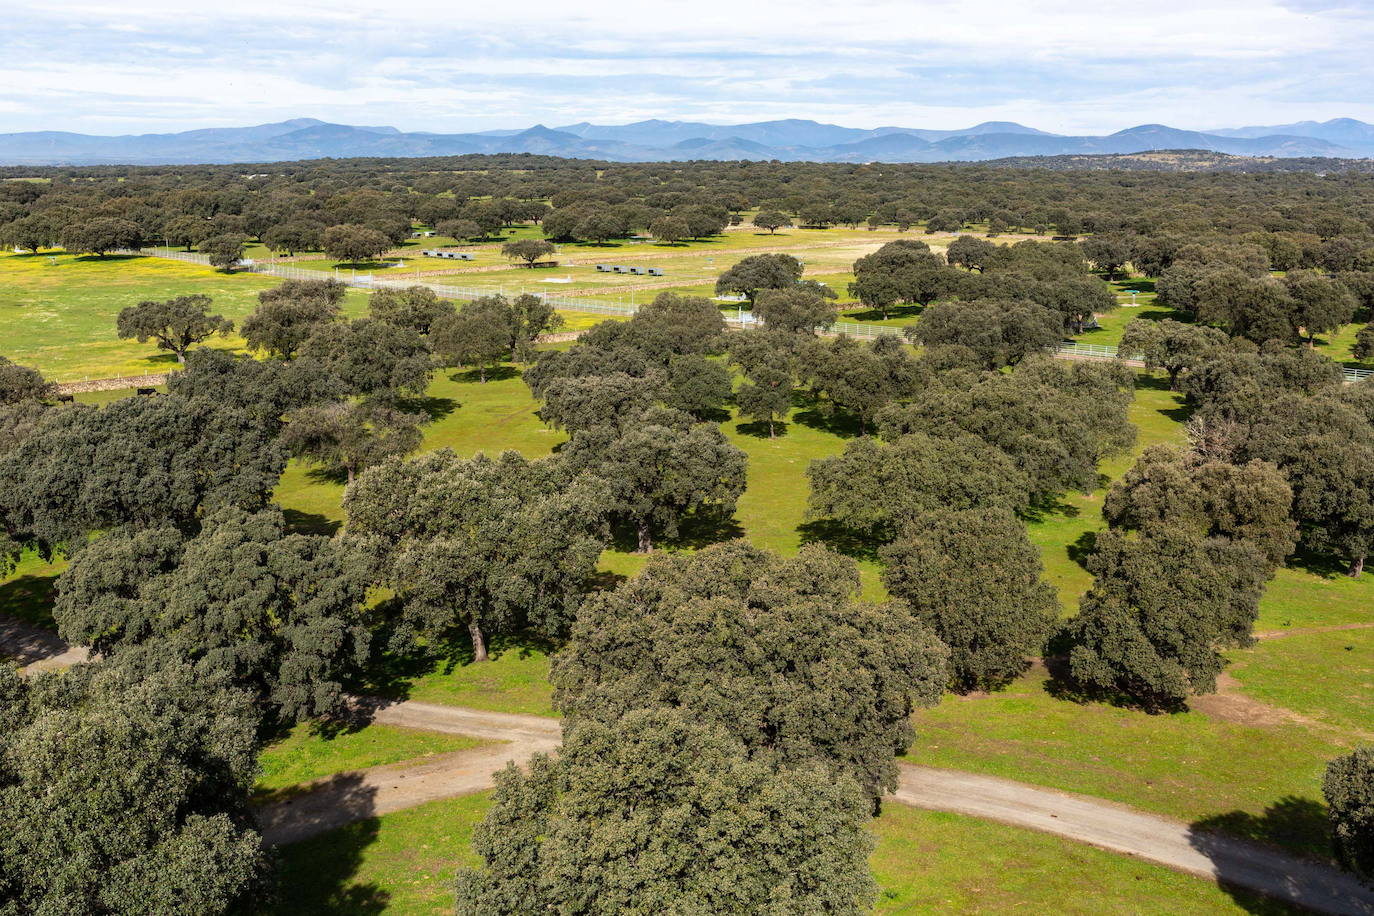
(241, 281, 344, 359)
(0, 392, 287, 552)
(1061, 447, 1293, 708)
(320, 224, 391, 265)
(877, 356, 1136, 504)
(369, 285, 456, 335)
(298, 318, 432, 399)
(431, 302, 511, 382)
(850, 239, 956, 319)
(343, 449, 608, 661)
(1324, 745, 1374, 882)
(913, 299, 1064, 369)
(715, 253, 803, 302)
(1284, 270, 1358, 346)
(116, 295, 233, 364)
(201, 234, 246, 271)
(881, 507, 1058, 691)
(283, 400, 425, 484)
(53, 506, 376, 720)
(0, 656, 269, 915)
(808, 432, 1030, 541)
(501, 238, 556, 267)
(552, 541, 947, 799)
(561, 409, 746, 552)
(456, 709, 878, 915)
(752, 211, 793, 234)
(61, 217, 142, 257)
(1117, 318, 1228, 390)
(648, 215, 689, 246)
(0, 356, 50, 404)
(538, 372, 664, 435)
(753, 287, 838, 335)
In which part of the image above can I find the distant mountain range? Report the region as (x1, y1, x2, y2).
(2, 117, 1373, 166)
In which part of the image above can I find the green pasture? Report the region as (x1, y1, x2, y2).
(0, 250, 368, 381)
(1229, 628, 1374, 736)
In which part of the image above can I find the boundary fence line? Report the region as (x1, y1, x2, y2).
(130, 249, 1372, 383)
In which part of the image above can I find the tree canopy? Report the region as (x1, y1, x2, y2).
(456, 709, 877, 915)
(343, 449, 608, 660)
(552, 540, 947, 798)
(881, 507, 1058, 691)
(116, 295, 233, 364)
(53, 506, 376, 720)
(0, 655, 269, 915)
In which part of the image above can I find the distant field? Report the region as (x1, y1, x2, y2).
(0, 250, 368, 380)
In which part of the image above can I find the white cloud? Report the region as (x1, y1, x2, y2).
(3, 0, 1373, 134)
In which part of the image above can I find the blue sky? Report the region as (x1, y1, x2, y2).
(3, 0, 1373, 135)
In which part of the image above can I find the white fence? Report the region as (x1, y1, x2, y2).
(132, 248, 1374, 383)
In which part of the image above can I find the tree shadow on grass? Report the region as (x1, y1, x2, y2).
(280, 508, 342, 537)
(0, 573, 58, 630)
(265, 779, 388, 915)
(796, 518, 885, 562)
(1284, 546, 1357, 580)
(448, 365, 521, 384)
(691, 406, 733, 425)
(1018, 496, 1082, 524)
(332, 261, 402, 272)
(305, 466, 350, 487)
(1066, 530, 1098, 571)
(351, 627, 559, 702)
(1040, 654, 1190, 715)
(791, 405, 864, 439)
(734, 419, 789, 439)
(605, 512, 745, 554)
(841, 304, 923, 322)
(1191, 797, 1331, 863)
(1188, 798, 1351, 915)
(396, 394, 458, 423)
(1134, 372, 1175, 392)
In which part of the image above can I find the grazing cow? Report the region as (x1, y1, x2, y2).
(55, 393, 74, 404)
(136, 387, 156, 396)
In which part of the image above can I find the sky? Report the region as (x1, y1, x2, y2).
(3, 0, 1373, 136)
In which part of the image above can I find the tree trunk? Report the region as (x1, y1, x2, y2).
(1167, 368, 1181, 391)
(768, 418, 775, 439)
(1349, 554, 1365, 578)
(479, 365, 486, 383)
(637, 521, 653, 554)
(468, 620, 489, 662)
(346, 465, 356, 486)
(175, 350, 186, 365)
